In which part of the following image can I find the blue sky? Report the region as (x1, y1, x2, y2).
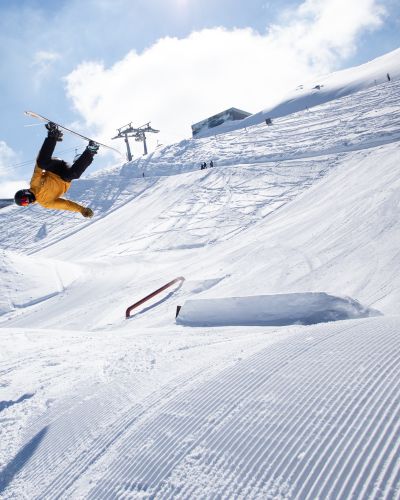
(0, 0, 399, 197)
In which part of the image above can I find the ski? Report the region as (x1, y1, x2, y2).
(24, 111, 122, 155)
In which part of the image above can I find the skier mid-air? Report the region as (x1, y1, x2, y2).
(14, 122, 99, 218)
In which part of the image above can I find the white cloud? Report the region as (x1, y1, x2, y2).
(276, 0, 386, 64)
(64, 0, 386, 155)
(31, 50, 61, 90)
(0, 141, 18, 175)
(32, 50, 61, 66)
(0, 141, 26, 198)
(0, 180, 27, 199)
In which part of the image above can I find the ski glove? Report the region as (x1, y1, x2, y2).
(81, 207, 94, 218)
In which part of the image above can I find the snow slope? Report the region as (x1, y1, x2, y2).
(0, 51, 400, 498)
(196, 47, 400, 138)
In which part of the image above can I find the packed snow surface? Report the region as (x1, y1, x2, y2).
(1, 49, 400, 498)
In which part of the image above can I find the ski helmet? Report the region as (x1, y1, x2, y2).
(14, 189, 36, 206)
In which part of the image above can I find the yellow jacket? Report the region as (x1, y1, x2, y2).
(29, 165, 85, 213)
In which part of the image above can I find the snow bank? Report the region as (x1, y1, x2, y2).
(0, 250, 81, 316)
(176, 292, 381, 327)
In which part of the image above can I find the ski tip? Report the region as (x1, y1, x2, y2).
(24, 111, 38, 118)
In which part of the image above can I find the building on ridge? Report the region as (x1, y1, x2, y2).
(191, 107, 252, 138)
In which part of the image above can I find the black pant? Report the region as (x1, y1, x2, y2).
(37, 137, 93, 182)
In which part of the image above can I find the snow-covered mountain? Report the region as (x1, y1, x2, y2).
(0, 49, 399, 498)
(195, 47, 400, 138)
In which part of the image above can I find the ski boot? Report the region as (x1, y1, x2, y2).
(86, 140, 100, 155)
(45, 122, 63, 141)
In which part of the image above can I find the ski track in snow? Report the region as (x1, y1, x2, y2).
(2, 318, 397, 499)
(0, 66, 400, 498)
(0, 328, 276, 499)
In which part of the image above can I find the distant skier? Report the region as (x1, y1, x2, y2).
(14, 123, 99, 217)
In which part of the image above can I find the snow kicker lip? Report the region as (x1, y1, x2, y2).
(176, 292, 381, 327)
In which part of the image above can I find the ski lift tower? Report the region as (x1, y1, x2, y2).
(112, 122, 160, 161)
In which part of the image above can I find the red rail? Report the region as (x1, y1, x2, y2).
(125, 276, 185, 319)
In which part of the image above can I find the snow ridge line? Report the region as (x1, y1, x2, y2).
(84, 318, 399, 499)
(14, 378, 196, 499)
(16, 336, 268, 500)
(203, 322, 376, 497)
(1, 382, 131, 498)
(277, 344, 398, 498)
(42, 330, 310, 496)
(255, 323, 393, 487)
(157, 318, 396, 499)
(327, 381, 399, 500)
(98, 325, 346, 493)
(85, 320, 365, 497)
(225, 321, 398, 500)
(319, 321, 400, 498)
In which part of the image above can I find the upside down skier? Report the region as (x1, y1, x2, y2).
(14, 122, 99, 218)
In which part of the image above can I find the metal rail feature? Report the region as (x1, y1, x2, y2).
(125, 276, 185, 319)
